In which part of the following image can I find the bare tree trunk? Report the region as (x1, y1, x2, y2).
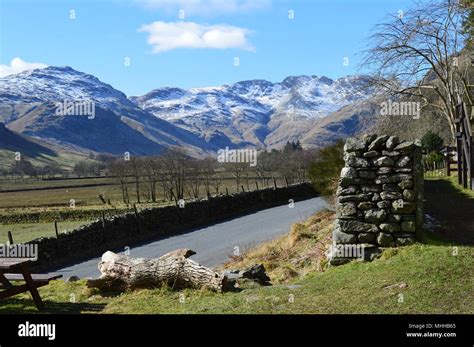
(135, 177, 141, 203)
(87, 250, 227, 292)
(151, 181, 156, 202)
(119, 181, 126, 203)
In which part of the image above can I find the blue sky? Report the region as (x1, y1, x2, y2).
(0, 0, 415, 96)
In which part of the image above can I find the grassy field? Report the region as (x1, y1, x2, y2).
(0, 184, 124, 209)
(0, 220, 92, 244)
(0, 240, 472, 314)
(0, 176, 132, 209)
(0, 176, 283, 209)
(0, 177, 116, 191)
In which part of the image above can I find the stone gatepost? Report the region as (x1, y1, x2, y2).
(328, 134, 423, 265)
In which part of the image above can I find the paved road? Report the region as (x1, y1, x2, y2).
(52, 197, 327, 279)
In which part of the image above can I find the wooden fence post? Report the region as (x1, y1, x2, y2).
(7, 231, 14, 245)
(463, 151, 468, 189)
(445, 145, 450, 177)
(470, 136, 474, 190)
(457, 122, 462, 185)
(54, 220, 59, 238)
(273, 177, 277, 190)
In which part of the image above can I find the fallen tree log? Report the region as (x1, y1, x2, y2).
(87, 249, 227, 292)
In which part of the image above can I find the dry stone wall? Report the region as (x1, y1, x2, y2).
(331, 134, 423, 264)
(27, 183, 316, 272)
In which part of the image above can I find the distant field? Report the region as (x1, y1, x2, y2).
(0, 176, 122, 209)
(0, 175, 288, 241)
(0, 176, 283, 209)
(0, 183, 124, 208)
(0, 220, 92, 244)
(0, 177, 116, 191)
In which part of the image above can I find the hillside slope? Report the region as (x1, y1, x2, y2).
(0, 122, 87, 171)
(0, 67, 216, 157)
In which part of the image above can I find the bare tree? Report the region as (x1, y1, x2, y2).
(129, 157, 142, 203)
(109, 159, 130, 204)
(212, 161, 224, 195)
(275, 151, 295, 186)
(162, 147, 188, 204)
(255, 151, 271, 188)
(201, 157, 216, 197)
(142, 157, 161, 203)
(361, 0, 472, 141)
(185, 158, 202, 198)
(226, 162, 247, 192)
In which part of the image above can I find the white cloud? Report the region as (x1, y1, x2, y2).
(139, 21, 254, 53)
(135, 0, 270, 16)
(0, 57, 48, 78)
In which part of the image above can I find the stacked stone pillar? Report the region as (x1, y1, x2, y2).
(332, 134, 423, 261)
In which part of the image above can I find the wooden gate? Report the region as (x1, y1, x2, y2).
(455, 102, 473, 190)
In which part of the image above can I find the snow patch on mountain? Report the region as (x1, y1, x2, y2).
(0, 66, 133, 110)
(130, 74, 375, 148)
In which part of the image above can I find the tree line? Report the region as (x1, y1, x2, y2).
(0, 142, 317, 205)
(107, 144, 314, 205)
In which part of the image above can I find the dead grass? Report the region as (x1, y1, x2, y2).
(220, 209, 334, 283)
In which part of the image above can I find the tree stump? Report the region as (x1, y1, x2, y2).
(87, 249, 227, 292)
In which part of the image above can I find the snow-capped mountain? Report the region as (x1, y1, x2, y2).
(130, 75, 376, 148)
(0, 66, 216, 156)
(0, 66, 130, 109)
(0, 66, 379, 159)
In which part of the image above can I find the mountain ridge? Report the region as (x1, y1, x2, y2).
(0, 66, 379, 157)
(0, 66, 218, 157)
(130, 74, 376, 149)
